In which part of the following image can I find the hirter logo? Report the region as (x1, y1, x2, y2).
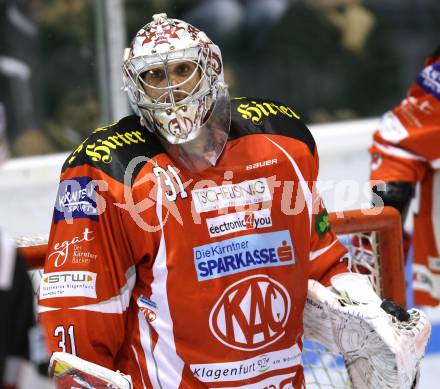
(209, 275, 291, 351)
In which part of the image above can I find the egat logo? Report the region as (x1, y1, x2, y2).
(47, 228, 94, 267)
(209, 275, 291, 351)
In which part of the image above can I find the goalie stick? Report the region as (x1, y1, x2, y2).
(303, 273, 431, 389)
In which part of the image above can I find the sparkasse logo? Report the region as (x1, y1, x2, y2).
(193, 230, 294, 281)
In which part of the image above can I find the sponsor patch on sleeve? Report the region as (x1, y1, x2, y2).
(39, 271, 97, 299)
(417, 63, 440, 100)
(315, 209, 330, 237)
(193, 230, 294, 281)
(54, 176, 99, 224)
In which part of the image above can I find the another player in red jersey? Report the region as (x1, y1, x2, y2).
(39, 14, 429, 389)
(370, 45, 440, 307)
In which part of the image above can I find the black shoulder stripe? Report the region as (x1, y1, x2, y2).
(229, 97, 316, 155)
(62, 115, 165, 185)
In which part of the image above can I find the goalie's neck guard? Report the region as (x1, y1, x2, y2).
(157, 85, 231, 173)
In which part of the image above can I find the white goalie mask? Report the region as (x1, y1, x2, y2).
(123, 13, 230, 172)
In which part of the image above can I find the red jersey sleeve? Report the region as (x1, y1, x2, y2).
(38, 164, 155, 370)
(370, 49, 440, 182)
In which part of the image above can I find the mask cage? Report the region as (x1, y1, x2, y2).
(123, 47, 214, 111)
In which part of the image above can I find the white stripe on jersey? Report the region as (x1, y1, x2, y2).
(413, 264, 440, 299)
(146, 183, 185, 388)
(265, 137, 313, 234)
(69, 266, 136, 314)
(372, 141, 426, 162)
(37, 305, 61, 313)
(309, 240, 338, 261)
(138, 310, 161, 388)
(131, 344, 147, 389)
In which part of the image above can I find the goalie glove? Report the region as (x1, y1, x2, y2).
(49, 352, 133, 389)
(303, 273, 431, 389)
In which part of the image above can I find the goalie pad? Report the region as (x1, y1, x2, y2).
(49, 352, 133, 389)
(303, 273, 431, 389)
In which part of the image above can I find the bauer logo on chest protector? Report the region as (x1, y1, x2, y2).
(191, 178, 272, 213)
(193, 230, 294, 281)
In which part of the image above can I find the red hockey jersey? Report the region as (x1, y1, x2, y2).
(370, 48, 440, 306)
(39, 97, 348, 388)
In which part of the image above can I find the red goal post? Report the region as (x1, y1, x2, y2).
(329, 206, 406, 307)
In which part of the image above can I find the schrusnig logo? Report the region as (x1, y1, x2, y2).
(209, 274, 291, 351)
(191, 178, 272, 213)
(193, 230, 294, 281)
(206, 208, 272, 237)
(39, 271, 97, 300)
(190, 345, 300, 382)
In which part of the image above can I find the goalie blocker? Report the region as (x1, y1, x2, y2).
(303, 272, 431, 389)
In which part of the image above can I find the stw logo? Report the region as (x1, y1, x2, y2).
(209, 275, 291, 351)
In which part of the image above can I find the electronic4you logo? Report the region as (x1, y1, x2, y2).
(209, 274, 291, 351)
(206, 208, 272, 238)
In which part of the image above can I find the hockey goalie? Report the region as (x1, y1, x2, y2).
(37, 12, 431, 389)
(303, 272, 431, 389)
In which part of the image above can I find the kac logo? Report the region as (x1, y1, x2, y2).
(209, 275, 291, 351)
